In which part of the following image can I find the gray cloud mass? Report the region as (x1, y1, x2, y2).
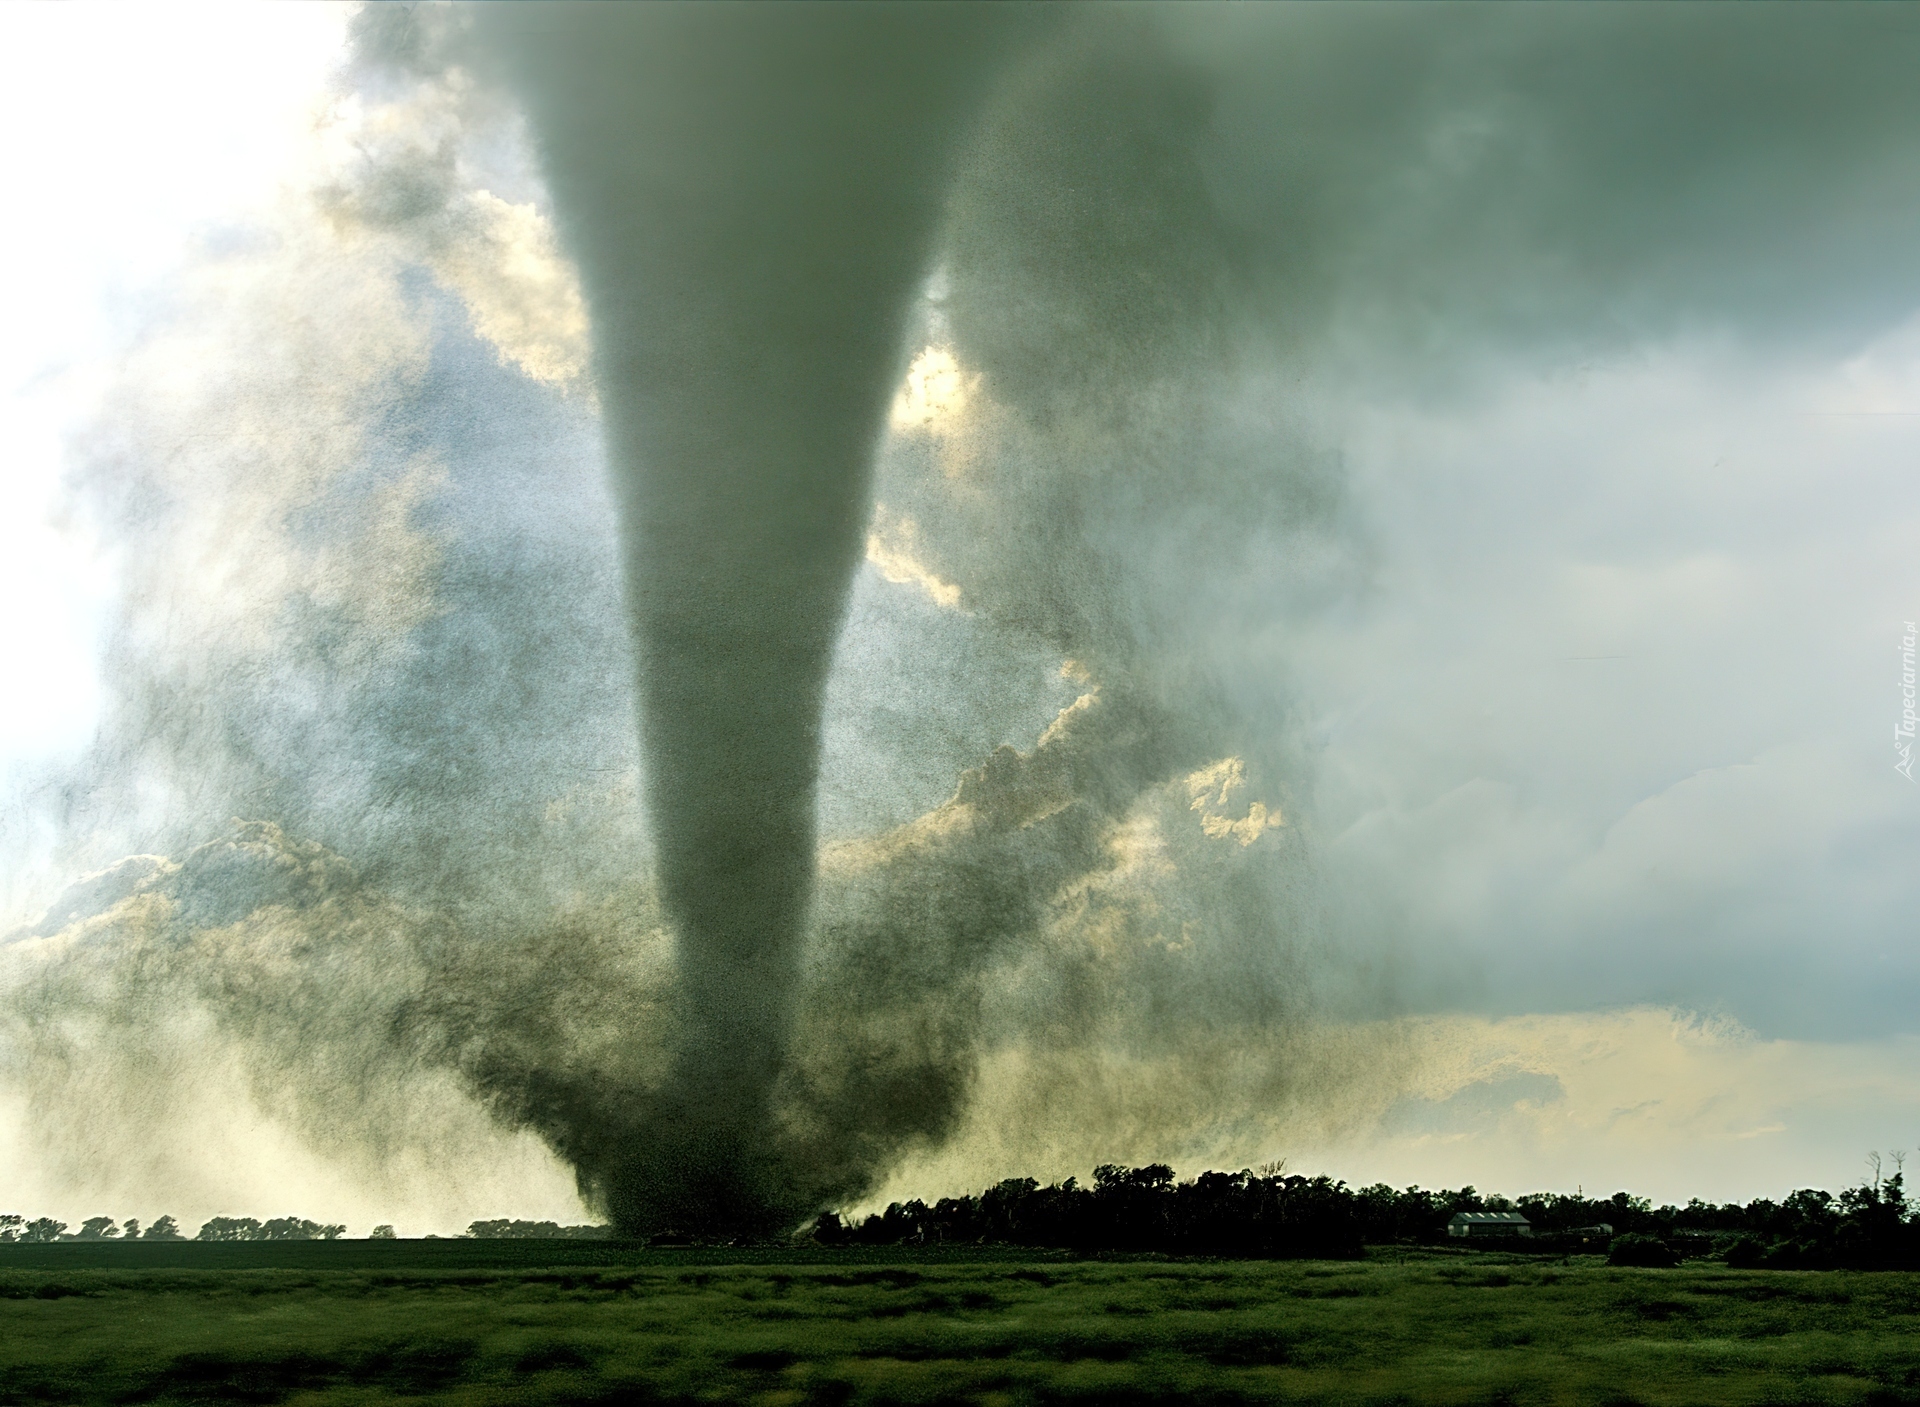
(4, 2, 1918, 1230)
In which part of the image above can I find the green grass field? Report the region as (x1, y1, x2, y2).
(4, 1245, 1919, 1405)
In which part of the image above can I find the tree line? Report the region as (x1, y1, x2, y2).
(0, 1215, 345, 1242)
(463, 1220, 611, 1239)
(815, 1158, 1920, 1269)
(6, 1157, 1915, 1265)
(0, 1214, 612, 1242)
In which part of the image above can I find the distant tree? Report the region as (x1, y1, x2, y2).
(142, 1216, 182, 1241)
(1090, 1163, 1175, 1250)
(195, 1217, 263, 1242)
(75, 1217, 119, 1240)
(1605, 1190, 1651, 1220)
(1834, 1164, 1913, 1268)
(810, 1211, 845, 1245)
(1439, 1186, 1486, 1219)
(1780, 1188, 1838, 1241)
(1369, 1185, 1447, 1241)
(120, 1219, 140, 1240)
(0, 1214, 22, 1242)
(369, 1224, 397, 1240)
(21, 1218, 66, 1243)
(1095, 1163, 1175, 1193)
(252, 1217, 348, 1241)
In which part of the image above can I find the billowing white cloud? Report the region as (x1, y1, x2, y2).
(426, 189, 592, 388)
(313, 66, 593, 392)
(0, 1, 351, 802)
(870, 1007, 1920, 1211)
(1291, 336, 1920, 1037)
(0, 823, 599, 1234)
(1185, 757, 1285, 846)
(889, 346, 976, 435)
(865, 504, 965, 610)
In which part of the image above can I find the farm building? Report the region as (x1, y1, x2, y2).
(1447, 1211, 1532, 1238)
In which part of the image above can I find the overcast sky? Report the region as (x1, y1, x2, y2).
(2, 3, 1918, 1229)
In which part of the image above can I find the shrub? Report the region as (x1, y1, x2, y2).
(1608, 1233, 1679, 1268)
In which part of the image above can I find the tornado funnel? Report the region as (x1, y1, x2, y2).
(480, 2, 1036, 1232)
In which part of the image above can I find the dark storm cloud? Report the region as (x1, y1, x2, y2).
(1178, 2, 1920, 366)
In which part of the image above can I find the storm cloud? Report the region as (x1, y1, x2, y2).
(4, 3, 1919, 1231)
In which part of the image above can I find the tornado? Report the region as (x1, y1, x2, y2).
(477, 4, 1037, 1232)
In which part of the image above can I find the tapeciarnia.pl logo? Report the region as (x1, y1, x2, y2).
(1898, 620, 1917, 782)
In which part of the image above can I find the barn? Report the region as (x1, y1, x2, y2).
(1447, 1211, 1533, 1238)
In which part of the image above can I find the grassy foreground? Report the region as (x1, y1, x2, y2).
(4, 1248, 1920, 1405)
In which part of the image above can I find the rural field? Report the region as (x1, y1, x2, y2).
(4, 1245, 1920, 1405)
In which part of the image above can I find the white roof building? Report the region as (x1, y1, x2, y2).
(1447, 1211, 1533, 1237)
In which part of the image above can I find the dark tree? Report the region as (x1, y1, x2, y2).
(195, 1217, 263, 1242)
(260, 1217, 343, 1240)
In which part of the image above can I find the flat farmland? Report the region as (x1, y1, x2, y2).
(4, 1246, 1920, 1405)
